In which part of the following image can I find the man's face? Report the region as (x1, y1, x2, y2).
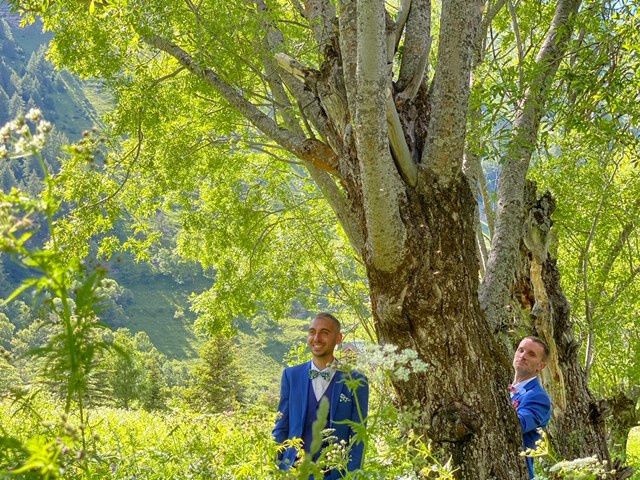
(513, 338, 546, 380)
(308, 316, 342, 361)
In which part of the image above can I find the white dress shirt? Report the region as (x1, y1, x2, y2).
(310, 363, 336, 401)
(510, 376, 537, 397)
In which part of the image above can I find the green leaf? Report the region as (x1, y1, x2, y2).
(2, 278, 39, 306)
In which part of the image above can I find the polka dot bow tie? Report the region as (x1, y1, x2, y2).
(309, 369, 331, 381)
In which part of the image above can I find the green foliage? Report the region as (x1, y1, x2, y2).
(628, 428, 640, 471)
(1, 113, 102, 411)
(530, 34, 640, 399)
(100, 328, 168, 410)
(184, 334, 244, 413)
(0, 312, 15, 349)
(6, 0, 371, 340)
(0, 345, 464, 480)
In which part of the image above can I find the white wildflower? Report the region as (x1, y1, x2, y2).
(14, 137, 29, 155)
(25, 108, 42, 122)
(410, 358, 428, 373)
(382, 343, 398, 354)
(394, 366, 410, 381)
(0, 123, 12, 138)
(37, 120, 53, 134)
(31, 133, 47, 150)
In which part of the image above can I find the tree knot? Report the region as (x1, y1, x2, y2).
(431, 401, 480, 443)
(299, 138, 339, 175)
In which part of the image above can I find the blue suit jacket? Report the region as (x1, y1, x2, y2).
(512, 377, 551, 479)
(273, 361, 369, 474)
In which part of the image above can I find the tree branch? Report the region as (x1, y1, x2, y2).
(479, 0, 583, 331)
(355, 0, 407, 272)
(386, 91, 417, 186)
(79, 115, 144, 211)
(603, 264, 640, 309)
(507, 0, 524, 87)
(396, 0, 431, 103)
(307, 165, 366, 256)
(275, 52, 347, 153)
(302, 0, 337, 53)
(275, 52, 317, 82)
(463, 148, 491, 273)
(143, 33, 339, 176)
(600, 225, 636, 289)
(477, 0, 507, 64)
(420, 0, 484, 182)
(338, 0, 359, 126)
(254, 0, 306, 137)
(477, 226, 488, 276)
(393, 0, 412, 54)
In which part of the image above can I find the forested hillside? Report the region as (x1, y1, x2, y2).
(0, 6, 98, 134)
(0, 4, 205, 359)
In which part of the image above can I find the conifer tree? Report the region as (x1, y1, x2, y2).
(0, 86, 10, 124)
(186, 335, 244, 413)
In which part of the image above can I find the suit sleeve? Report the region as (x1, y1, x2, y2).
(517, 390, 551, 434)
(347, 374, 369, 471)
(273, 369, 290, 445)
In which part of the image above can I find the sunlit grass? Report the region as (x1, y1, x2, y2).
(628, 426, 640, 479)
(0, 397, 280, 480)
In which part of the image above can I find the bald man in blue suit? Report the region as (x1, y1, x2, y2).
(273, 313, 368, 478)
(510, 336, 552, 479)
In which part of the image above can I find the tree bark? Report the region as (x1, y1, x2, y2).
(605, 389, 639, 461)
(371, 173, 528, 479)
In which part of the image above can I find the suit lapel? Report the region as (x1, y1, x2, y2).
(524, 377, 540, 393)
(330, 370, 343, 422)
(298, 361, 311, 427)
(512, 377, 540, 404)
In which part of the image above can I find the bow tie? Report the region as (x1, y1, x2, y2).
(309, 369, 331, 381)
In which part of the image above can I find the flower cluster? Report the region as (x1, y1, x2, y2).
(321, 438, 348, 468)
(346, 343, 428, 382)
(0, 108, 52, 160)
(548, 455, 614, 479)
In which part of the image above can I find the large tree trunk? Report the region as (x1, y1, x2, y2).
(369, 174, 528, 479)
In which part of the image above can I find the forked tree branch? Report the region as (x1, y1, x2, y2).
(144, 33, 339, 176)
(396, 0, 431, 102)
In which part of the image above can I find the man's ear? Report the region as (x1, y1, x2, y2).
(337, 332, 343, 345)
